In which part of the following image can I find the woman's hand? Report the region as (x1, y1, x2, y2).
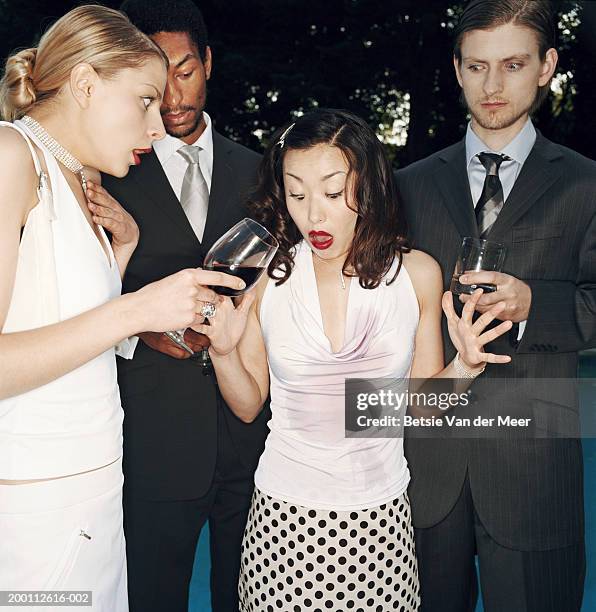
(86, 181, 139, 252)
(191, 290, 256, 357)
(442, 288, 513, 370)
(131, 268, 245, 334)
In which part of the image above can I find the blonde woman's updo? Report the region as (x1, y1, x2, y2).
(0, 4, 167, 121)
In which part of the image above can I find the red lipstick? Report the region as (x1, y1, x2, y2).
(309, 230, 333, 250)
(132, 148, 152, 165)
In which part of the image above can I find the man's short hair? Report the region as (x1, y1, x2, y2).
(454, 0, 556, 63)
(453, 0, 557, 113)
(120, 0, 209, 61)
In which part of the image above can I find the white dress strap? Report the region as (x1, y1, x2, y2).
(0, 120, 56, 221)
(0, 120, 60, 323)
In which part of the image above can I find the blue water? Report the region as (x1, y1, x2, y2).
(189, 357, 596, 611)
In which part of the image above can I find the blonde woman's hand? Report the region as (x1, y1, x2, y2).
(86, 181, 139, 252)
(132, 268, 245, 334)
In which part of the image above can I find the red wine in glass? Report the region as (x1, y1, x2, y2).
(205, 264, 265, 297)
(164, 218, 278, 359)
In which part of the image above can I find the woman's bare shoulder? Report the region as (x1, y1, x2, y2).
(0, 126, 39, 218)
(402, 248, 442, 278)
(401, 248, 443, 306)
(0, 125, 37, 167)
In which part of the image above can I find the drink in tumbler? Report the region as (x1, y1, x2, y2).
(450, 237, 506, 295)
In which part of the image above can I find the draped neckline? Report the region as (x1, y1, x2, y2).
(288, 241, 385, 360)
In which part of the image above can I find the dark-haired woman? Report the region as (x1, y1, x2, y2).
(193, 109, 513, 611)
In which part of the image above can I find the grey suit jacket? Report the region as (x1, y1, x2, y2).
(396, 132, 596, 550)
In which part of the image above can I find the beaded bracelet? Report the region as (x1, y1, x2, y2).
(454, 352, 486, 378)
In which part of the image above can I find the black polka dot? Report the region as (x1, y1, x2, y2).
(238, 492, 419, 610)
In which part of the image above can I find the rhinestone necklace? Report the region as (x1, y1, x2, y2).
(21, 115, 87, 193)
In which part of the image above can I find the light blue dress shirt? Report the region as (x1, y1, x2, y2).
(464, 119, 537, 339)
(465, 118, 536, 206)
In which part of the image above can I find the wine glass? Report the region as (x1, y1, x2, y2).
(164, 218, 278, 362)
(202, 217, 279, 295)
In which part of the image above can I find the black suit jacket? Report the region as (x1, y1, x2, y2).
(102, 130, 270, 500)
(396, 132, 596, 550)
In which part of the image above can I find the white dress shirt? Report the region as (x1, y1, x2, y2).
(464, 119, 536, 340)
(154, 111, 214, 197)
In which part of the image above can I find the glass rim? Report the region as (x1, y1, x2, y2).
(461, 236, 506, 250)
(239, 217, 279, 249)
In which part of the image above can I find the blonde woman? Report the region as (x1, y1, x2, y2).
(0, 5, 243, 608)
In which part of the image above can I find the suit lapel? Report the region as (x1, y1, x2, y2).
(129, 150, 199, 245)
(488, 133, 563, 238)
(434, 141, 479, 239)
(202, 131, 238, 248)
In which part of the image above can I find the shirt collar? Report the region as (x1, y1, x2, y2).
(153, 111, 213, 165)
(465, 118, 536, 167)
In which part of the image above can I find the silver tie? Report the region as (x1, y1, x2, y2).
(475, 152, 509, 237)
(178, 144, 209, 241)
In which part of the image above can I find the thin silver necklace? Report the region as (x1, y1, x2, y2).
(313, 252, 347, 290)
(21, 115, 87, 193)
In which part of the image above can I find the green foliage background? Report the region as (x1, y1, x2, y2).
(1, 0, 594, 166)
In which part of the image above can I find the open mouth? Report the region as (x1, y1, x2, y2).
(132, 148, 152, 165)
(309, 231, 334, 250)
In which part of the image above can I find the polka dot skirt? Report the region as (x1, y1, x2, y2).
(238, 488, 420, 611)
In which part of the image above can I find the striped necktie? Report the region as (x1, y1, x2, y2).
(178, 144, 209, 241)
(475, 152, 509, 237)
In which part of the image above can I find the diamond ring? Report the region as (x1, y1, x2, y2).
(200, 302, 217, 319)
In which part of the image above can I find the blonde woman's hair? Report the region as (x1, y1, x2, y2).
(0, 4, 167, 121)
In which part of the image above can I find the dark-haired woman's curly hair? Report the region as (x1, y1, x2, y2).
(248, 108, 410, 289)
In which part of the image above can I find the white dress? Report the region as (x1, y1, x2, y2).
(0, 120, 127, 611)
(239, 241, 421, 611)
